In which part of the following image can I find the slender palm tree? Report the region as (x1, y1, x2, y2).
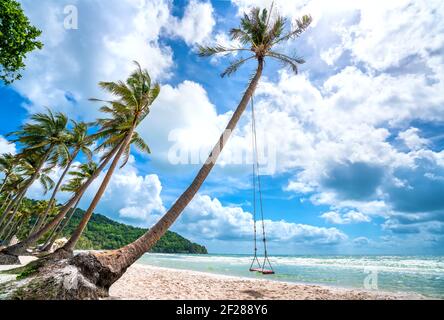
(0, 154, 55, 239)
(4, 202, 35, 245)
(0, 141, 122, 258)
(1, 109, 69, 221)
(71, 5, 312, 289)
(41, 161, 98, 252)
(0, 175, 25, 214)
(31, 121, 93, 234)
(56, 62, 157, 254)
(0, 153, 16, 194)
(0, 194, 12, 212)
(0, 63, 156, 260)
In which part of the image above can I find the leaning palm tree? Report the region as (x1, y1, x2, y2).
(0, 153, 17, 194)
(63, 6, 312, 294)
(1, 109, 69, 222)
(0, 154, 55, 239)
(0, 174, 27, 242)
(1, 6, 312, 298)
(0, 63, 157, 260)
(0, 141, 122, 259)
(40, 161, 98, 252)
(54, 62, 157, 254)
(0, 174, 25, 214)
(31, 121, 93, 234)
(2, 199, 38, 247)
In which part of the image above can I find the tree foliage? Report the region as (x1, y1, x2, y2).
(0, 0, 43, 84)
(198, 4, 312, 77)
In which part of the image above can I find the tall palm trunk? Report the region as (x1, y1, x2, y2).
(61, 126, 136, 253)
(0, 142, 122, 257)
(28, 201, 51, 237)
(41, 196, 81, 252)
(93, 59, 264, 283)
(0, 147, 53, 225)
(31, 151, 79, 235)
(0, 196, 25, 239)
(0, 189, 25, 227)
(0, 193, 12, 217)
(3, 215, 26, 246)
(0, 173, 10, 194)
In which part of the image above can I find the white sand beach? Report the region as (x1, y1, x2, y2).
(0, 256, 37, 272)
(0, 257, 424, 300)
(109, 263, 422, 300)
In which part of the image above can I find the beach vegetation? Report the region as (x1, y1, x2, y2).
(0, 0, 43, 84)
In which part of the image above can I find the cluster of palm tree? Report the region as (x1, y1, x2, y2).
(0, 110, 91, 248)
(1, 4, 312, 299)
(0, 62, 159, 258)
(68, 4, 312, 288)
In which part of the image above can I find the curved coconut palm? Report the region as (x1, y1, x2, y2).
(3, 66, 157, 258)
(0, 153, 55, 239)
(1, 142, 122, 259)
(0, 174, 25, 214)
(1, 109, 69, 222)
(41, 161, 98, 252)
(0, 153, 17, 194)
(31, 121, 93, 234)
(67, 5, 312, 293)
(3, 210, 29, 245)
(1, 6, 312, 297)
(55, 62, 158, 254)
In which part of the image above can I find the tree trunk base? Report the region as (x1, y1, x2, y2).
(0, 252, 123, 300)
(0, 252, 20, 265)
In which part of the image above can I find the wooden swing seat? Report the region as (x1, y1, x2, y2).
(249, 268, 275, 275)
(261, 270, 275, 275)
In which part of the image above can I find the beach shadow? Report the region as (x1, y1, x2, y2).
(241, 289, 265, 299)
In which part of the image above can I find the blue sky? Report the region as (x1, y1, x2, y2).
(1, 0, 444, 255)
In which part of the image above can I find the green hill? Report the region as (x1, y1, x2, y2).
(60, 208, 208, 254)
(0, 196, 207, 254)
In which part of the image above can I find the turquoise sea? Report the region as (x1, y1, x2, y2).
(138, 254, 444, 299)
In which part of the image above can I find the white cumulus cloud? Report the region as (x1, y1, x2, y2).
(175, 194, 347, 244)
(321, 210, 370, 225)
(0, 136, 16, 155)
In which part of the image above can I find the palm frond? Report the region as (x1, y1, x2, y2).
(197, 45, 248, 57)
(266, 51, 305, 74)
(119, 145, 131, 169)
(273, 15, 312, 44)
(229, 28, 254, 46)
(132, 132, 151, 154)
(221, 56, 255, 78)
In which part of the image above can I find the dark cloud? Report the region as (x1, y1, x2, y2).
(390, 212, 444, 225)
(383, 219, 444, 235)
(386, 158, 444, 213)
(321, 161, 385, 200)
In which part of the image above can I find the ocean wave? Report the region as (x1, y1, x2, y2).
(141, 254, 444, 275)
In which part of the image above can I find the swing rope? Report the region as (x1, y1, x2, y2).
(249, 96, 274, 274)
(249, 95, 260, 271)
